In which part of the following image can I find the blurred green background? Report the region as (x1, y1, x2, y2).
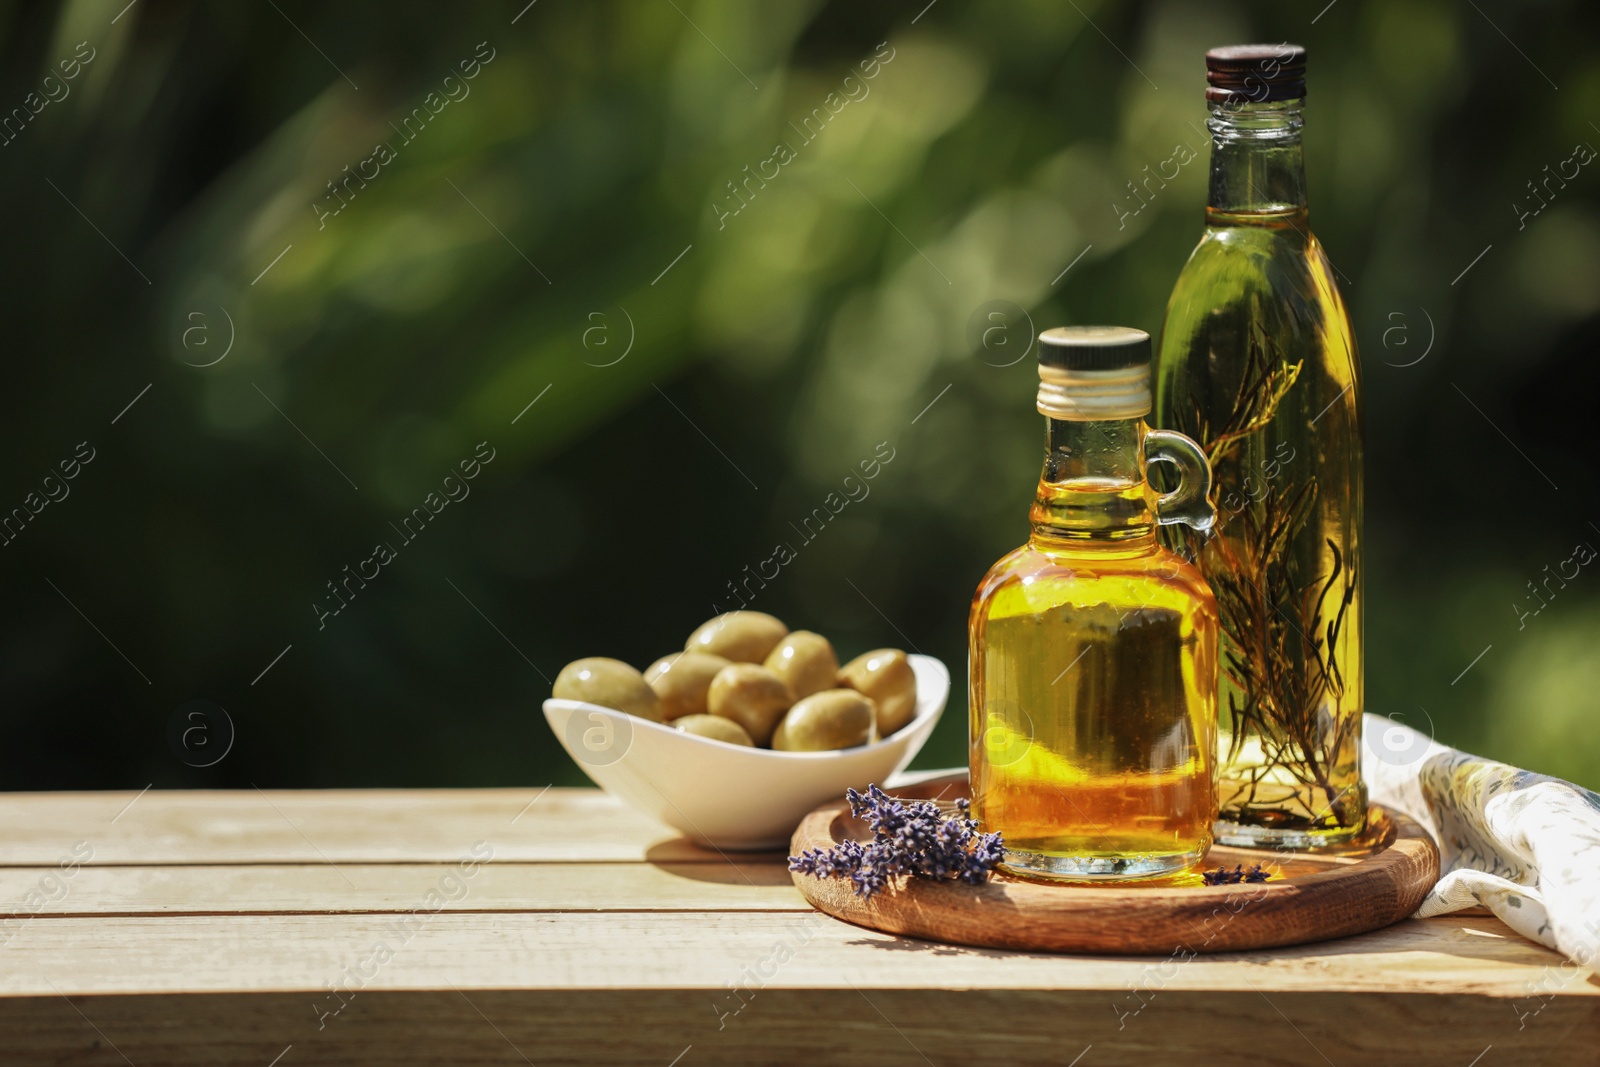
(2, 0, 1597, 791)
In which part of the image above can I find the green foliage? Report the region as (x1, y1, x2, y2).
(2, 0, 1598, 789)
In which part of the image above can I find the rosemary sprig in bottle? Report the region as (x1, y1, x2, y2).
(1168, 329, 1359, 829)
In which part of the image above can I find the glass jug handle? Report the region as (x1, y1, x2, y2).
(1145, 429, 1215, 532)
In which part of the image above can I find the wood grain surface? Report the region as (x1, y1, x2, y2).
(790, 774, 1441, 954)
(0, 783, 1591, 1067)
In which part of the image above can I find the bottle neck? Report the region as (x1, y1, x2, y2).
(1029, 417, 1155, 546)
(1205, 97, 1307, 221)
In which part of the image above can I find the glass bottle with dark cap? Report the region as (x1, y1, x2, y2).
(1154, 44, 1365, 848)
(969, 326, 1219, 882)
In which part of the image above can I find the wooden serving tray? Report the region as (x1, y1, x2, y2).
(789, 772, 1439, 954)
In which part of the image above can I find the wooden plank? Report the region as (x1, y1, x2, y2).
(0, 911, 1587, 999)
(0, 861, 805, 916)
(0, 783, 1591, 1064)
(0, 788, 743, 864)
(4, 988, 1595, 1067)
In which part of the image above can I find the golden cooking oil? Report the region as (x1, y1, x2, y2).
(970, 326, 1220, 882)
(1155, 46, 1365, 848)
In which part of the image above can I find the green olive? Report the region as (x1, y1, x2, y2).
(645, 651, 732, 721)
(763, 631, 839, 701)
(838, 648, 918, 738)
(685, 611, 789, 664)
(771, 689, 874, 752)
(552, 657, 663, 722)
(673, 714, 754, 747)
(706, 663, 792, 746)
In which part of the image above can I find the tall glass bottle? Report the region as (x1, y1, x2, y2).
(1154, 44, 1365, 848)
(970, 326, 1219, 882)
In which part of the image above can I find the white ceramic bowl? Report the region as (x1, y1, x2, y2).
(543, 654, 949, 850)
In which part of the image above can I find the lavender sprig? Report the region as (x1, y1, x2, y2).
(789, 785, 1005, 899)
(1201, 863, 1272, 885)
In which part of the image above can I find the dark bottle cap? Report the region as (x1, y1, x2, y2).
(1205, 43, 1306, 104)
(1035, 327, 1151, 420)
(1037, 326, 1150, 370)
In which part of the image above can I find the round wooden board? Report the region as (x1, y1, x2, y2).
(789, 773, 1439, 955)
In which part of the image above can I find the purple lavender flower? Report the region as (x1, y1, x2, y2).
(1200, 863, 1272, 886)
(788, 784, 1006, 899)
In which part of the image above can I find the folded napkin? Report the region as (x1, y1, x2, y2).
(1363, 711, 1600, 969)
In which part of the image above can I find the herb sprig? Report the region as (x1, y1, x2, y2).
(1170, 327, 1360, 831)
(788, 785, 1005, 899)
(1201, 863, 1272, 885)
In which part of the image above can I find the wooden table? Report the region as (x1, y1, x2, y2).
(1, 787, 1594, 1066)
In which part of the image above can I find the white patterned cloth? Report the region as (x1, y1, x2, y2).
(1363, 712, 1600, 968)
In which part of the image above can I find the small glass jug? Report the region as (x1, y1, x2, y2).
(969, 326, 1220, 882)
